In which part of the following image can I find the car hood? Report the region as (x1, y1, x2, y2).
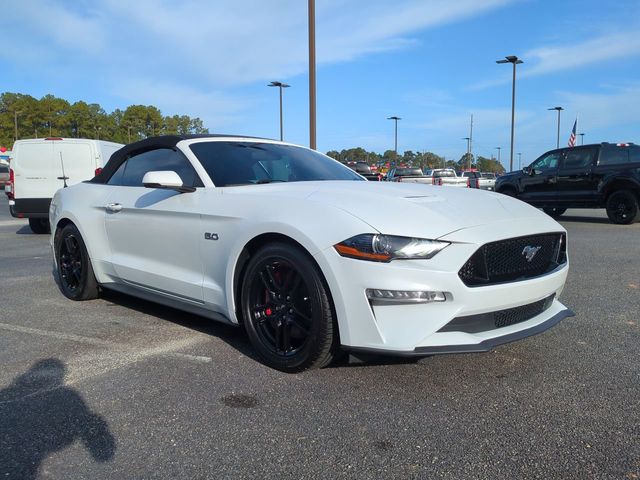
(228, 181, 557, 239)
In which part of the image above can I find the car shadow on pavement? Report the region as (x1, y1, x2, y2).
(558, 215, 612, 224)
(100, 289, 260, 362)
(0, 358, 116, 480)
(15, 225, 35, 235)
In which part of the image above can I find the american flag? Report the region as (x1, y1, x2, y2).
(568, 118, 577, 147)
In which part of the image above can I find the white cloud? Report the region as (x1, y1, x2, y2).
(523, 32, 640, 77)
(468, 30, 640, 90)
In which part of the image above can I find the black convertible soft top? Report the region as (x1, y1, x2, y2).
(90, 134, 270, 184)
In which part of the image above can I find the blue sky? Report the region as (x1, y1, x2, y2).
(4, 0, 640, 170)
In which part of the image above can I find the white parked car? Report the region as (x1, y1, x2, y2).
(50, 135, 573, 372)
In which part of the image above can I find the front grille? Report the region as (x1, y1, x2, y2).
(458, 233, 566, 287)
(438, 294, 555, 333)
(494, 296, 551, 328)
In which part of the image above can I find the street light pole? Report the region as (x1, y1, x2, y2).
(517, 152, 522, 169)
(578, 133, 585, 145)
(268, 81, 291, 141)
(387, 116, 401, 168)
(495, 146, 502, 164)
(308, 0, 316, 150)
(548, 106, 564, 149)
(496, 55, 523, 172)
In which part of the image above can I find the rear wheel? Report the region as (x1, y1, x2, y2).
(29, 218, 51, 234)
(543, 207, 567, 218)
(499, 188, 517, 198)
(606, 190, 640, 225)
(54, 224, 99, 300)
(240, 243, 338, 372)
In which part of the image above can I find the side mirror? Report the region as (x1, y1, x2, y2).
(522, 166, 531, 175)
(142, 171, 195, 193)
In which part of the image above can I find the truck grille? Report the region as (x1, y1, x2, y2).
(458, 233, 566, 287)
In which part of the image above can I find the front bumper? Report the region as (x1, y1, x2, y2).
(347, 307, 574, 356)
(314, 219, 571, 354)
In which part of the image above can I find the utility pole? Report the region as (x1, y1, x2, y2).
(469, 114, 473, 170)
(308, 0, 316, 150)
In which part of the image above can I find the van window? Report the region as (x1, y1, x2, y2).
(599, 145, 629, 165)
(107, 148, 203, 187)
(0, 165, 8, 173)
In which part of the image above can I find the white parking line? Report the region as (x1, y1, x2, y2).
(0, 322, 213, 365)
(0, 220, 27, 226)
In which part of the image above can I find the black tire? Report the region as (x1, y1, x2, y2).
(605, 190, 640, 225)
(543, 207, 567, 218)
(54, 224, 99, 300)
(499, 188, 517, 198)
(29, 218, 51, 234)
(240, 242, 339, 372)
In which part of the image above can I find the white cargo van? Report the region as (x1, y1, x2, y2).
(7, 138, 123, 233)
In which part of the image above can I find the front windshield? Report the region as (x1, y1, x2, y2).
(189, 141, 363, 186)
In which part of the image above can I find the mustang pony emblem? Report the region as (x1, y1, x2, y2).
(522, 245, 542, 262)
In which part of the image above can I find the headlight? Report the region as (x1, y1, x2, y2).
(334, 234, 449, 262)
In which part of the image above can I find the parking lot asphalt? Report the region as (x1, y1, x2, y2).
(0, 195, 638, 480)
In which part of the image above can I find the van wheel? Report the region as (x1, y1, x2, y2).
(54, 224, 99, 300)
(29, 218, 51, 234)
(543, 207, 567, 218)
(606, 190, 640, 225)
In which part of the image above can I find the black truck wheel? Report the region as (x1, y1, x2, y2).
(606, 190, 640, 225)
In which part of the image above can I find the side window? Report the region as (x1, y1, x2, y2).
(531, 152, 561, 171)
(107, 160, 128, 185)
(629, 147, 640, 164)
(562, 148, 595, 169)
(109, 149, 203, 187)
(599, 146, 630, 165)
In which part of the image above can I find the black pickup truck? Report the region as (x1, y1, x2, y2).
(495, 143, 640, 224)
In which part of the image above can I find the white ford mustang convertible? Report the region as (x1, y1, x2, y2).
(50, 135, 573, 371)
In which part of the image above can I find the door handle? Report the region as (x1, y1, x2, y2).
(106, 203, 122, 213)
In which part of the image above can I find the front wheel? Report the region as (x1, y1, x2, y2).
(606, 190, 640, 225)
(54, 224, 99, 300)
(240, 243, 339, 372)
(543, 207, 567, 218)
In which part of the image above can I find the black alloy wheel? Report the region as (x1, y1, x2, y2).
(241, 243, 338, 372)
(54, 224, 99, 300)
(606, 190, 640, 225)
(543, 207, 567, 218)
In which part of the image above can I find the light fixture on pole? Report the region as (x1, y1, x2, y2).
(268, 81, 290, 141)
(496, 55, 523, 172)
(387, 116, 401, 168)
(548, 106, 564, 149)
(495, 146, 502, 164)
(578, 132, 585, 145)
